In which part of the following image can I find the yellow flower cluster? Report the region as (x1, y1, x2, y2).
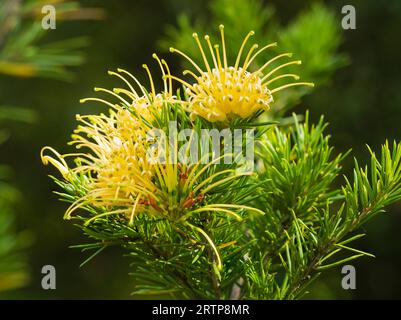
(168, 25, 313, 122)
(70, 109, 153, 209)
(42, 26, 311, 225)
(42, 61, 174, 222)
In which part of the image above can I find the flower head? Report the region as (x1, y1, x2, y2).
(41, 106, 155, 223)
(73, 108, 154, 205)
(41, 100, 263, 228)
(41, 59, 175, 223)
(169, 25, 314, 122)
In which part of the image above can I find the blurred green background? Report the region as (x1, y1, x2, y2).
(1, 0, 401, 299)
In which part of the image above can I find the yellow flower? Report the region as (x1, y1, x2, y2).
(41, 59, 175, 223)
(168, 25, 314, 122)
(72, 108, 154, 206)
(41, 54, 268, 268)
(41, 54, 265, 244)
(41, 106, 155, 223)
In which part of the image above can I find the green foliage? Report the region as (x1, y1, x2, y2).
(0, 0, 102, 294)
(255, 114, 345, 222)
(240, 117, 401, 299)
(39, 0, 401, 300)
(277, 4, 346, 85)
(0, 159, 31, 293)
(159, 0, 276, 66)
(0, 0, 103, 80)
(0, 105, 35, 291)
(0, 108, 33, 294)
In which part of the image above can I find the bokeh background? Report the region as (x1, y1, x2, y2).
(1, 0, 401, 299)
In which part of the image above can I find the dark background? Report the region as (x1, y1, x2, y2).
(1, 0, 401, 299)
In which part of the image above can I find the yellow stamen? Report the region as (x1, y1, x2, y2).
(161, 59, 173, 95)
(234, 30, 255, 69)
(152, 53, 167, 93)
(242, 43, 259, 70)
(264, 73, 300, 86)
(270, 82, 315, 94)
(142, 64, 156, 97)
(261, 60, 302, 82)
(117, 68, 149, 98)
(169, 47, 203, 74)
(256, 53, 293, 74)
(193, 33, 212, 75)
(94, 87, 131, 106)
(204, 35, 218, 70)
(219, 24, 228, 69)
(80, 97, 117, 109)
(245, 42, 277, 70)
(107, 70, 139, 98)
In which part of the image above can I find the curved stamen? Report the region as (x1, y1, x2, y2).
(129, 195, 142, 225)
(94, 87, 131, 106)
(163, 75, 197, 91)
(264, 73, 300, 86)
(261, 60, 302, 82)
(142, 64, 156, 97)
(113, 88, 137, 100)
(270, 82, 314, 94)
(257, 53, 293, 74)
(219, 25, 228, 69)
(152, 53, 167, 93)
(161, 59, 173, 96)
(183, 69, 202, 81)
(193, 33, 212, 74)
(117, 68, 149, 98)
(41, 147, 70, 179)
(204, 35, 218, 70)
(242, 43, 259, 70)
(107, 70, 139, 97)
(245, 42, 277, 70)
(214, 44, 223, 71)
(80, 97, 118, 110)
(234, 30, 255, 69)
(169, 47, 203, 74)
